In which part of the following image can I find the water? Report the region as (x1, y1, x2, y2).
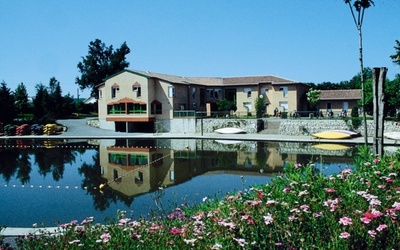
(0, 138, 355, 227)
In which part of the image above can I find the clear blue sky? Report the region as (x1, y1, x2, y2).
(1, 0, 399, 97)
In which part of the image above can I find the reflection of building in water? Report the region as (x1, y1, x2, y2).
(99, 139, 322, 197)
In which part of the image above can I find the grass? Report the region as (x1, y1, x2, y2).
(2, 146, 400, 249)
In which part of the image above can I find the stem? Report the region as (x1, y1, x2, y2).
(358, 25, 368, 145)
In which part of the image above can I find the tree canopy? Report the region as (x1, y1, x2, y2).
(76, 39, 131, 98)
(390, 40, 400, 67)
(0, 81, 17, 124)
(14, 82, 29, 114)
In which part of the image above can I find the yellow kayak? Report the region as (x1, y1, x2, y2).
(312, 131, 351, 139)
(312, 143, 350, 150)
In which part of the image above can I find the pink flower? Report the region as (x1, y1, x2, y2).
(364, 162, 371, 166)
(170, 227, 182, 235)
(377, 185, 386, 189)
(368, 230, 377, 238)
(373, 158, 380, 164)
(294, 163, 302, 168)
(283, 187, 291, 193)
(100, 233, 111, 243)
(339, 232, 351, 239)
(257, 189, 264, 199)
(376, 224, 387, 232)
(263, 213, 274, 225)
(360, 216, 371, 224)
(339, 217, 352, 226)
(233, 238, 247, 247)
(313, 212, 323, 218)
(325, 188, 335, 193)
(150, 224, 162, 231)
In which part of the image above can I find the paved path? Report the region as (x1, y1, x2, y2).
(1, 118, 398, 145)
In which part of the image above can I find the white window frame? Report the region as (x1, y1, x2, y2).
(168, 86, 175, 97)
(244, 88, 252, 98)
(279, 87, 288, 97)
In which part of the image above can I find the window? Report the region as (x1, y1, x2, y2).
(133, 86, 141, 98)
(244, 88, 252, 98)
(264, 88, 269, 93)
(168, 86, 175, 97)
(99, 90, 103, 99)
(243, 102, 252, 112)
(191, 87, 196, 99)
(135, 171, 143, 183)
(108, 104, 126, 114)
(279, 87, 288, 97)
(128, 103, 147, 114)
(111, 86, 119, 98)
(279, 101, 288, 112)
(151, 101, 162, 114)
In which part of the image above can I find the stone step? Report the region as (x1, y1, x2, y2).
(259, 120, 281, 134)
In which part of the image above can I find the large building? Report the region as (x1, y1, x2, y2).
(97, 69, 310, 132)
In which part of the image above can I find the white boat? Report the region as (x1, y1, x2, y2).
(214, 127, 246, 134)
(215, 140, 243, 145)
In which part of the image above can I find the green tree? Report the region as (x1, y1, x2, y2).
(344, 0, 374, 144)
(76, 39, 131, 98)
(33, 83, 50, 122)
(384, 75, 400, 117)
(389, 40, 400, 66)
(255, 95, 266, 118)
(216, 99, 236, 112)
(14, 82, 29, 115)
(306, 88, 321, 110)
(47, 77, 64, 119)
(0, 81, 16, 124)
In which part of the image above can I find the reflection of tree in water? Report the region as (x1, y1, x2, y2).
(78, 151, 134, 211)
(0, 148, 20, 182)
(34, 147, 78, 181)
(16, 151, 32, 184)
(255, 142, 270, 168)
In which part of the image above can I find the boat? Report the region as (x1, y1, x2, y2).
(312, 143, 350, 150)
(329, 130, 361, 137)
(215, 140, 243, 145)
(384, 132, 400, 141)
(214, 128, 246, 134)
(312, 131, 352, 139)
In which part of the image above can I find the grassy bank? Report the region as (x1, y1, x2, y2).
(4, 146, 400, 249)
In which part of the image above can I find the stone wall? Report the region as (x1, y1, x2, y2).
(89, 117, 400, 135)
(279, 119, 400, 136)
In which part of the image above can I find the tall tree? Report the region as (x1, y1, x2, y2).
(33, 83, 49, 121)
(76, 39, 131, 98)
(0, 81, 16, 124)
(344, 0, 374, 145)
(47, 77, 64, 119)
(14, 82, 29, 115)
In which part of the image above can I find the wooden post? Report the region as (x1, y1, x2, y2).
(372, 67, 387, 156)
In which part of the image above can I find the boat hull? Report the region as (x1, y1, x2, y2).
(312, 131, 352, 139)
(214, 128, 246, 134)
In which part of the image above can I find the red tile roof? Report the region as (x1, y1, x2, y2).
(319, 89, 361, 100)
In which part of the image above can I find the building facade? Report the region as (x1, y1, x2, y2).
(97, 69, 310, 132)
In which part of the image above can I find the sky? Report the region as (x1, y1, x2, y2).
(1, 0, 399, 98)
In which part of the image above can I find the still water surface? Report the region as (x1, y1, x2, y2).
(0, 138, 355, 227)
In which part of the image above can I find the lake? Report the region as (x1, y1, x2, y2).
(0, 138, 356, 227)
